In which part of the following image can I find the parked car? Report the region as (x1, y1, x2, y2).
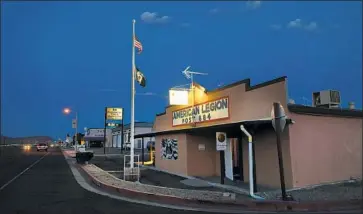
(36, 143, 48, 152)
(146, 141, 155, 151)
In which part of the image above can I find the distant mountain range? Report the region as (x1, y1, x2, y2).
(1, 135, 53, 144)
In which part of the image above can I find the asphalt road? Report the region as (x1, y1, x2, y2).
(0, 146, 43, 188)
(0, 147, 192, 214)
(0, 147, 360, 214)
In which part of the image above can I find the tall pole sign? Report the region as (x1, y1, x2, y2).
(104, 107, 123, 154)
(271, 102, 288, 201)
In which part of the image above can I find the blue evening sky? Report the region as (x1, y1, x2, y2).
(1, 1, 362, 139)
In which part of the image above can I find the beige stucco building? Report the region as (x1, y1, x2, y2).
(136, 76, 362, 190)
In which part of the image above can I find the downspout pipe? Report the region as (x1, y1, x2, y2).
(240, 125, 265, 200)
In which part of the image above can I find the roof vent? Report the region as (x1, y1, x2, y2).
(348, 102, 355, 110)
(312, 90, 341, 108)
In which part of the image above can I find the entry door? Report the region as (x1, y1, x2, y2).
(117, 134, 122, 148)
(224, 138, 234, 181)
(112, 135, 117, 147)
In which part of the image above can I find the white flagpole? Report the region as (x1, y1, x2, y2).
(130, 19, 136, 169)
(191, 74, 195, 124)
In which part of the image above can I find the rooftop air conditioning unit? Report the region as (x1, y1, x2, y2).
(312, 90, 341, 108)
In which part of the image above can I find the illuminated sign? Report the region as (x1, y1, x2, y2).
(169, 89, 189, 105)
(106, 108, 123, 120)
(172, 97, 229, 126)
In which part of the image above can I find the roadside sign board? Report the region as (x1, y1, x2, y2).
(72, 119, 77, 129)
(105, 107, 123, 129)
(106, 108, 123, 120)
(105, 120, 122, 129)
(216, 132, 227, 151)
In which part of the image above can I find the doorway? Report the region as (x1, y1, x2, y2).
(224, 138, 234, 181)
(229, 138, 244, 181)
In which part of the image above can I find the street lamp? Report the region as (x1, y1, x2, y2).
(63, 108, 71, 114)
(63, 107, 78, 152)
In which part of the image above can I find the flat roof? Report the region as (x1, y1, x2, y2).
(136, 104, 362, 138)
(288, 104, 363, 118)
(112, 122, 153, 132)
(134, 118, 291, 138)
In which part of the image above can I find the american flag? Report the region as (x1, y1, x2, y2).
(134, 36, 143, 54)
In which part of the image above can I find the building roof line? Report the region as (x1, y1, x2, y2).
(156, 76, 287, 117)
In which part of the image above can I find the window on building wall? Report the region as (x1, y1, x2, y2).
(127, 133, 131, 143)
(137, 139, 142, 148)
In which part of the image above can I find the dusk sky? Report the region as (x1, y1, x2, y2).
(1, 1, 362, 139)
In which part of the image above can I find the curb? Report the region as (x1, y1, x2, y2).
(76, 163, 362, 212)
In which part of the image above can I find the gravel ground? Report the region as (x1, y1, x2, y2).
(259, 180, 363, 201)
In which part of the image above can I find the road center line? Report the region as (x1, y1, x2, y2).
(0, 152, 49, 192)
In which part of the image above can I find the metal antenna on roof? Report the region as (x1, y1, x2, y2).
(182, 66, 192, 80)
(181, 66, 208, 80)
(181, 66, 208, 125)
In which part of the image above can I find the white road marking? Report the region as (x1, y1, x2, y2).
(0, 152, 49, 191)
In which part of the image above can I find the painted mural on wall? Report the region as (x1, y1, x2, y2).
(161, 138, 178, 160)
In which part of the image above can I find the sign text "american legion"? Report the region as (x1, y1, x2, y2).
(172, 97, 229, 126)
